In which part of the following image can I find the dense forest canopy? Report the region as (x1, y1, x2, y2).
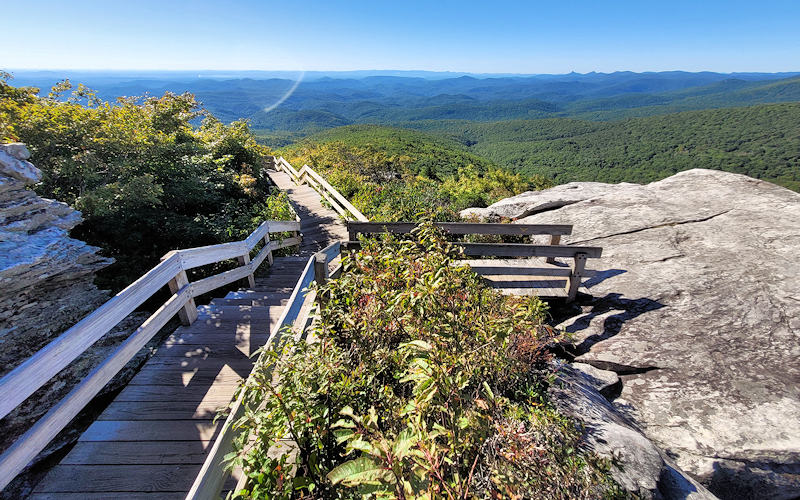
(284, 102, 800, 195)
(404, 104, 800, 191)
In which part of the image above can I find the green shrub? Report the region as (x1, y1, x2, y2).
(228, 224, 624, 499)
(283, 141, 551, 222)
(0, 75, 293, 290)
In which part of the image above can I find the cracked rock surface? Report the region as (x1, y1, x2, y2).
(466, 169, 800, 499)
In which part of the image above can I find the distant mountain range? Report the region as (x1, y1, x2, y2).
(6, 69, 799, 191)
(6, 70, 800, 134)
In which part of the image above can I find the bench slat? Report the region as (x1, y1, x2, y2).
(348, 222, 572, 236)
(342, 241, 601, 259)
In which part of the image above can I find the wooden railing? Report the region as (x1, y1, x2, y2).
(186, 241, 342, 500)
(275, 156, 369, 222)
(0, 219, 302, 491)
(345, 221, 602, 302)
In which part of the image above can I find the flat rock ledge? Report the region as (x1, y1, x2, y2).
(466, 169, 800, 499)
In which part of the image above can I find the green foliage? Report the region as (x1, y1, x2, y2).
(403, 104, 800, 192)
(285, 125, 496, 177)
(281, 127, 551, 221)
(0, 75, 292, 290)
(228, 224, 626, 499)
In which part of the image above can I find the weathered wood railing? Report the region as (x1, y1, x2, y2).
(186, 241, 343, 500)
(0, 219, 302, 491)
(275, 156, 369, 222)
(345, 221, 602, 301)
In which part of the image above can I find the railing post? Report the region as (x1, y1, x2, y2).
(164, 255, 198, 325)
(565, 252, 588, 302)
(545, 234, 561, 264)
(263, 233, 274, 266)
(237, 253, 257, 289)
(314, 253, 329, 306)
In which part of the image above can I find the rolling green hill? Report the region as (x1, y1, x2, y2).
(283, 124, 497, 177)
(289, 103, 800, 192)
(460, 103, 800, 191)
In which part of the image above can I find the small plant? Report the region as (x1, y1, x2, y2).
(227, 223, 625, 499)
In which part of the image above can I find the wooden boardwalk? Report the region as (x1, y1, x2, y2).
(31, 170, 346, 498)
(267, 169, 348, 256)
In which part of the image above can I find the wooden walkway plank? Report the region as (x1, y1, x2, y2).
(79, 420, 221, 442)
(97, 401, 225, 421)
(34, 464, 203, 493)
(30, 493, 187, 499)
(61, 441, 213, 465)
(33, 168, 348, 496)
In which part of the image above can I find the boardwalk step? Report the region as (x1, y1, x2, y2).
(224, 290, 292, 300)
(245, 286, 297, 294)
(33, 464, 207, 494)
(211, 296, 288, 306)
(32, 164, 348, 497)
(212, 297, 288, 306)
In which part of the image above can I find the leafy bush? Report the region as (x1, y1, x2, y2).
(227, 224, 624, 499)
(282, 139, 551, 222)
(0, 75, 293, 290)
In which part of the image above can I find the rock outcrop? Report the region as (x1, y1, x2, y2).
(550, 362, 716, 499)
(465, 169, 800, 499)
(0, 144, 150, 498)
(0, 144, 112, 376)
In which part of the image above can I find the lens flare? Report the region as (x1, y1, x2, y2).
(263, 71, 304, 113)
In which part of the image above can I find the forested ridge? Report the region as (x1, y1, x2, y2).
(295, 103, 800, 192)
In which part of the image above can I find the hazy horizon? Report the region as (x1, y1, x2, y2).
(6, 68, 800, 80)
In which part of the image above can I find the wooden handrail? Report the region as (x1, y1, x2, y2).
(347, 221, 574, 238)
(275, 157, 369, 222)
(341, 221, 601, 302)
(186, 242, 341, 500)
(340, 241, 601, 259)
(0, 219, 302, 491)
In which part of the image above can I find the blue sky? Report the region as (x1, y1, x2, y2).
(4, 0, 799, 73)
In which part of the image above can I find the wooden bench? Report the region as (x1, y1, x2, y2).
(344, 222, 603, 302)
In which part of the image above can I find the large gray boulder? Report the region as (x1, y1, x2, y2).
(468, 169, 800, 499)
(461, 181, 638, 220)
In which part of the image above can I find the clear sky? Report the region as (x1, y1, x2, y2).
(4, 0, 799, 73)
